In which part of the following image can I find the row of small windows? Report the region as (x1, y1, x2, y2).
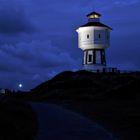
(79, 33, 109, 40)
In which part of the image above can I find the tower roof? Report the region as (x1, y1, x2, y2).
(80, 22, 112, 30)
(79, 11, 112, 30)
(86, 12, 101, 18)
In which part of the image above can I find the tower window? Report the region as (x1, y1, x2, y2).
(99, 34, 101, 38)
(87, 34, 89, 39)
(88, 54, 92, 62)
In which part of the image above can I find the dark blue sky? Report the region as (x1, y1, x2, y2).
(0, 0, 140, 90)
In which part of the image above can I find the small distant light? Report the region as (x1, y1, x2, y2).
(18, 84, 23, 88)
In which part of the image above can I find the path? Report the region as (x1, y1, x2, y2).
(31, 103, 116, 140)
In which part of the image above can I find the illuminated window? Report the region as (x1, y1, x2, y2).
(94, 14, 99, 18)
(87, 34, 89, 39)
(89, 14, 99, 19)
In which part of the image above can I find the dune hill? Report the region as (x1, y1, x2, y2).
(3, 70, 140, 140)
(29, 70, 140, 140)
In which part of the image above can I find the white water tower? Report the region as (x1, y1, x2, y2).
(76, 12, 112, 71)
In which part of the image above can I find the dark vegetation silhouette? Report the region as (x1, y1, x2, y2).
(0, 97, 38, 140)
(1, 70, 140, 140)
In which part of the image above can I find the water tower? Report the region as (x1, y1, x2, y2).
(76, 12, 112, 71)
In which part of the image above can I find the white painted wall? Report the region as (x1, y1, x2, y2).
(76, 27, 110, 51)
(96, 51, 101, 64)
(83, 51, 86, 64)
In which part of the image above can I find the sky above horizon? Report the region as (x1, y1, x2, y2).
(0, 0, 140, 90)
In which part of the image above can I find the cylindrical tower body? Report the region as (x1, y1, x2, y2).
(76, 12, 112, 71)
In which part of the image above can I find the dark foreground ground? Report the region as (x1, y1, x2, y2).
(0, 97, 38, 140)
(1, 70, 140, 140)
(0, 98, 115, 140)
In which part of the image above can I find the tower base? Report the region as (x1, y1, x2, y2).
(82, 64, 106, 72)
(82, 64, 119, 73)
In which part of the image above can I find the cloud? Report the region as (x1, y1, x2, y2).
(0, 39, 78, 68)
(114, 0, 139, 7)
(0, 37, 80, 90)
(0, 0, 139, 90)
(0, 1, 35, 34)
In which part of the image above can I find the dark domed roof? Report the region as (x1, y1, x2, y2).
(80, 22, 112, 30)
